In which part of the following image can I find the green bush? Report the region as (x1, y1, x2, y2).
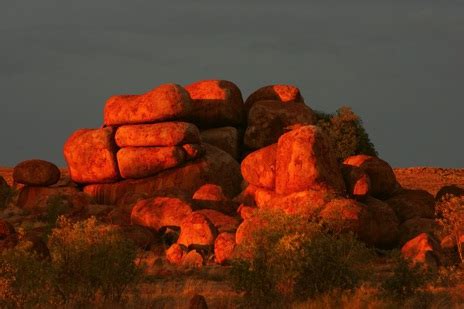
(315, 106, 378, 162)
(230, 210, 373, 307)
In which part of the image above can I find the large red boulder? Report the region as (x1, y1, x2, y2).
(117, 147, 186, 179)
(385, 189, 435, 222)
(214, 232, 236, 264)
(341, 164, 371, 200)
(166, 243, 186, 265)
(359, 197, 400, 248)
(177, 213, 218, 248)
(115, 122, 201, 147)
(244, 84, 304, 111)
(319, 198, 367, 234)
(195, 209, 240, 233)
(343, 155, 399, 200)
(244, 100, 317, 149)
(241, 144, 277, 190)
(130, 196, 193, 231)
(103, 84, 192, 126)
(200, 127, 240, 159)
(401, 233, 441, 269)
(185, 80, 244, 128)
(13, 159, 60, 186)
(64, 127, 120, 184)
(84, 144, 242, 204)
(275, 125, 345, 195)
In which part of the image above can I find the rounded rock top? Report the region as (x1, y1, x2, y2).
(13, 159, 61, 186)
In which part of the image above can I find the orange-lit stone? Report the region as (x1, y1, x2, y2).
(181, 144, 205, 161)
(193, 184, 227, 201)
(166, 243, 186, 265)
(177, 213, 218, 248)
(115, 122, 200, 147)
(341, 164, 371, 199)
(84, 144, 242, 204)
(185, 79, 244, 127)
(344, 155, 400, 200)
(244, 84, 304, 111)
(130, 196, 193, 231)
(13, 159, 60, 186)
(195, 209, 239, 233)
(200, 127, 240, 159)
(214, 232, 236, 264)
(103, 83, 191, 126)
(241, 144, 277, 190)
(64, 127, 120, 184)
(275, 125, 345, 195)
(117, 147, 186, 179)
(401, 233, 441, 269)
(237, 204, 257, 220)
(244, 100, 317, 149)
(181, 250, 204, 268)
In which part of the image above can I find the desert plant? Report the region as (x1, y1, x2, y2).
(316, 106, 378, 162)
(436, 195, 464, 263)
(47, 216, 142, 304)
(230, 210, 373, 306)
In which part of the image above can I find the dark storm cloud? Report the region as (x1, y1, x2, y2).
(1, 1, 463, 167)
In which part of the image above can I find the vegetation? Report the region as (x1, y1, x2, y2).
(436, 195, 464, 263)
(316, 106, 378, 162)
(229, 210, 373, 307)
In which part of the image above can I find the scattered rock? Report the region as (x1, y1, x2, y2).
(276, 125, 345, 194)
(117, 146, 186, 179)
(177, 213, 218, 248)
(130, 196, 193, 231)
(241, 144, 277, 190)
(115, 122, 201, 147)
(64, 127, 120, 184)
(214, 232, 236, 265)
(104, 83, 192, 126)
(185, 79, 244, 128)
(344, 155, 400, 200)
(193, 184, 227, 201)
(401, 233, 441, 269)
(200, 127, 240, 159)
(244, 100, 317, 149)
(385, 189, 435, 222)
(13, 159, 60, 186)
(166, 243, 186, 265)
(399, 217, 441, 246)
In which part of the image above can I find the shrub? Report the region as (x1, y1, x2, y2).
(436, 195, 464, 263)
(381, 252, 432, 300)
(316, 106, 378, 162)
(48, 216, 142, 304)
(230, 210, 373, 306)
(0, 248, 56, 307)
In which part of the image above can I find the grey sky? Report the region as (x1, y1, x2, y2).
(1, 1, 463, 167)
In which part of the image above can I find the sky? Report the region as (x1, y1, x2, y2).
(1, 1, 463, 168)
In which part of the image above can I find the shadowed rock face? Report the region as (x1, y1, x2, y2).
(103, 83, 192, 126)
(13, 159, 60, 186)
(185, 79, 244, 128)
(276, 125, 346, 195)
(244, 84, 304, 111)
(115, 122, 201, 147)
(64, 127, 120, 184)
(200, 127, 240, 159)
(385, 189, 436, 223)
(244, 100, 317, 150)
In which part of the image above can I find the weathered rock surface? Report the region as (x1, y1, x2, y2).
(200, 127, 240, 159)
(181, 250, 204, 268)
(104, 84, 191, 126)
(341, 164, 371, 199)
(344, 155, 399, 200)
(319, 198, 366, 234)
(275, 125, 345, 195)
(244, 84, 304, 111)
(185, 79, 244, 128)
(241, 144, 277, 190)
(195, 209, 239, 233)
(244, 100, 317, 149)
(193, 184, 227, 201)
(401, 233, 441, 269)
(84, 145, 242, 204)
(130, 196, 193, 231)
(64, 127, 120, 184)
(399, 217, 440, 246)
(166, 243, 186, 265)
(177, 213, 218, 248)
(117, 147, 186, 179)
(13, 159, 60, 186)
(214, 232, 236, 264)
(115, 122, 201, 147)
(385, 189, 435, 222)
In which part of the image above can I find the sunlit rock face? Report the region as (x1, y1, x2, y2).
(103, 83, 192, 126)
(184, 79, 245, 128)
(241, 144, 277, 190)
(244, 84, 305, 112)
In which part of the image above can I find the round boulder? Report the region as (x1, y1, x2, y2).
(13, 159, 60, 186)
(214, 232, 236, 264)
(244, 84, 304, 111)
(177, 213, 218, 248)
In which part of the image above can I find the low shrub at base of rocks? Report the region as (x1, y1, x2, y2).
(229, 209, 374, 307)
